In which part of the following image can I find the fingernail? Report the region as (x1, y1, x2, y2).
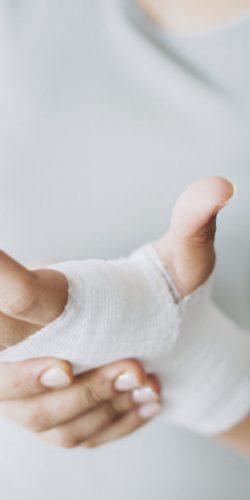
(138, 402, 161, 419)
(40, 367, 71, 389)
(218, 183, 238, 210)
(132, 386, 159, 404)
(114, 372, 141, 391)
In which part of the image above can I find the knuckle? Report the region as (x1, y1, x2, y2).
(24, 407, 50, 433)
(52, 429, 79, 449)
(8, 373, 24, 393)
(2, 282, 36, 318)
(109, 399, 125, 415)
(103, 401, 118, 420)
(79, 381, 102, 408)
(192, 218, 217, 246)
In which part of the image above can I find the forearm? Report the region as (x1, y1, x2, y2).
(218, 414, 250, 455)
(139, 0, 250, 32)
(156, 292, 250, 439)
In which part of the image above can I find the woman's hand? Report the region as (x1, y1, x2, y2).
(0, 177, 235, 350)
(0, 251, 69, 349)
(0, 358, 161, 448)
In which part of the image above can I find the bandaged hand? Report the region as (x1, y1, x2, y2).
(0, 177, 249, 437)
(0, 176, 232, 352)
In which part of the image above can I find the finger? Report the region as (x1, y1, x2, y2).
(0, 311, 40, 351)
(39, 392, 139, 448)
(155, 177, 236, 296)
(39, 374, 161, 448)
(82, 373, 161, 448)
(170, 177, 236, 243)
(83, 403, 162, 448)
(0, 359, 146, 432)
(0, 358, 73, 400)
(0, 249, 68, 326)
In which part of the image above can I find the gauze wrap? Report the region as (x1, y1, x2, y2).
(0, 245, 249, 435)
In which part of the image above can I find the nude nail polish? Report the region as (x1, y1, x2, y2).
(132, 386, 159, 404)
(40, 367, 71, 388)
(138, 402, 161, 419)
(114, 372, 141, 391)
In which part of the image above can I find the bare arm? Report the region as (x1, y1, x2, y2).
(218, 414, 250, 455)
(139, 0, 250, 33)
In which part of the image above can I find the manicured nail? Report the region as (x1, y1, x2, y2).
(114, 372, 141, 391)
(218, 183, 238, 210)
(132, 386, 159, 404)
(40, 367, 71, 389)
(138, 402, 161, 419)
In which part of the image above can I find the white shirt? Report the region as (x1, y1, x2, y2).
(0, 1, 249, 498)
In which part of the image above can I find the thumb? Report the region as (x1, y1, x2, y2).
(0, 250, 68, 325)
(155, 177, 236, 297)
(170, 176, 236, 243)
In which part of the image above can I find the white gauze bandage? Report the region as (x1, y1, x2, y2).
(0, 245, 249, 435)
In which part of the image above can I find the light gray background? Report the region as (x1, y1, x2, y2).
(1, 416, 250, 500)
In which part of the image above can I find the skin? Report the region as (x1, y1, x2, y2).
(218, 415, 250, 456)
(156, 178, 250, 455)
(138, 0, 250, 454)
(138, 0, 250, 33)
(0, 358, 161, 449)
(0, 176, 249, 454)
(0, 1, 248, 457)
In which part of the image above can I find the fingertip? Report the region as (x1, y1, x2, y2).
(103, 358, 146, 386)
(215, 179, 237, 211)
(171, 176, 236, 240)
(49, 358, 74, 379)
(145, 373, 161, 395)
(22, 357, 74, 390)
(190, 176, 236, 212)
(100, 359, 146, 393)
(0, 358, 74, 399)
(119, 358, 146, 384)
(38, 358, 74, 389)
(137, 402, 162, 420)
